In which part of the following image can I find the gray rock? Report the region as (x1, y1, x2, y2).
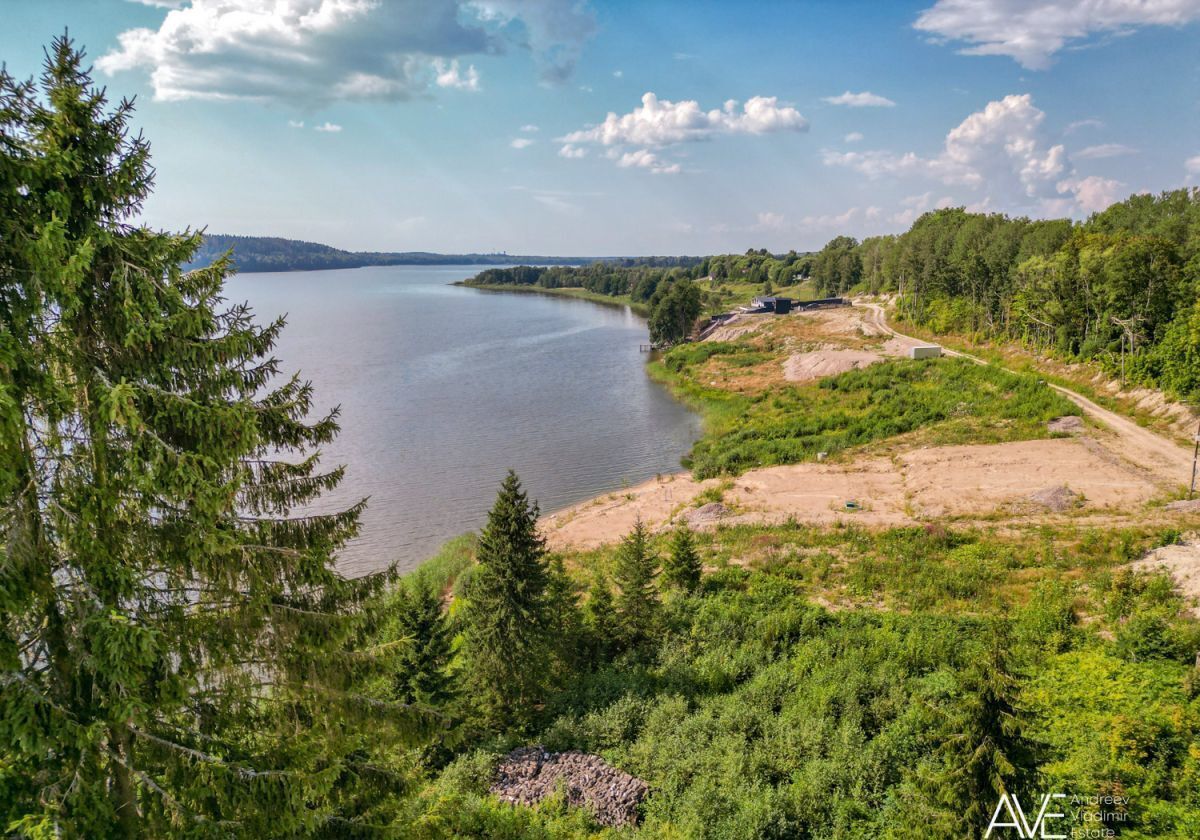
(491, 746, 649, 827)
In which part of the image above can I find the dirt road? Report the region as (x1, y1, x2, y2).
(855, 302, 1195, 489)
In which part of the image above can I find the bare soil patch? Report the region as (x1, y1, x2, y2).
(1132, 538, 1200, 616)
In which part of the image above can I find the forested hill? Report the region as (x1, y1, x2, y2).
(183, 233, 601, 272)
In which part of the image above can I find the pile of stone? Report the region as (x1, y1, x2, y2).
(1027, 484, 1082, 512)
(1047, 415, 1085, 435)
(490, 746, 648, 827)
(683, 501, 727, 527)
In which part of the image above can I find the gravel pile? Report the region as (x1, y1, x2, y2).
(1027, 484, 1082, 512)
(491, 746, 648, 827)
(1047, 415, 1085, 434)
(683, 501, 728, 527)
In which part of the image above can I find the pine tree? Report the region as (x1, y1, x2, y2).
(583, 573, 619, 664)
(459, 470, 551, 725)
(663, 524, 702, 592)
(390, 583, 456, 707)
(0, 40, 430, 837)
(612, 520, 660, 648)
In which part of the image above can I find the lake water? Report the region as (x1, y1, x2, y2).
(226, 266, 702, 575)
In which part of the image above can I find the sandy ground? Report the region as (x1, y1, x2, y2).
(1133, 539, 1200, 616)
(542, 302, 1200, 553)
(542, 437, 1164, 551)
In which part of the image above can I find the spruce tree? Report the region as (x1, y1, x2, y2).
(544, 555, 586, 677)
(459, 470, 551, 725)
(582, 573, 619, 664)
(663, 524, 702, 592)
(0, 40, 429, 837)
(390, 583, 456, 707)
(612, 520, 660, 648)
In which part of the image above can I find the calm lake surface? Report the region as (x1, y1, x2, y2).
(226, 265, 702, 575)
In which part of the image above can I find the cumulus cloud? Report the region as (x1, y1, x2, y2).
(98, 0, 596, 104)
(287, 119, 305, 128)
(562, 92, 808, 147)
(614, 149, 681, 175)
(824, 93, 1121, 216)
(1186, 154, 1200, 182)
(823, 90, 895, 107)
(1056, 175, 1122, 213)
(1074, 143, 1137, 160)
(914, 0, 1200, 70)
(844, 131, 864, 143)
(520, 123, 539, 132)
(558, 143, 587, 158)
(510, 137, 534, 148)
(558, 91, 806, 173)
(434, 59, 480, 91)
(313, 121, 343, 132)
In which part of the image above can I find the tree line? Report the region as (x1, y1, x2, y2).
(805, 192, 1200, 400)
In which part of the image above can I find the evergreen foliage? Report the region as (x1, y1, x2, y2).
(458, 470, 551, 726)
(663, 525, 702, 592)
(582, 574, 619, 665)
(612, 522, 660, 649)
(387, 584, 456, 707)
(0, 39, 430, 837)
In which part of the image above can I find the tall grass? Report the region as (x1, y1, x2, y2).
(655, 349, 1079, 478)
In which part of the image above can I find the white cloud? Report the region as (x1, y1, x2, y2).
(615, 149, 681, 175)
(1074, 143, 1137, 160)
(823, 90, 896, 108)
(1064, 118, 1104, 134)
(824, 93, 1120, 216)
(126, 0, 184, 8)
(914, 0, 1200, 70)
(756, 211, 787, 229)
(844, 131, 864, 143)
(510, 137, 534, 149)
(562, 91, 808, 147)
(560, 91, 807, 176)
(98, 0, 596, 104)
(520, 124, 540, 132)
(287, 119, 305, 128)
(1183, 154, 1200, 175)
(825, 94, 1064, 191)
(314, 121, 343, 132)
(558, 143, 587, 158)
(613, 69, 623, 78)
(434, 59, 480, 91)
(1056, 175, 1122, 214)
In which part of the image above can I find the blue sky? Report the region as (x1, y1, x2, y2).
(4, 1, 1200, 254)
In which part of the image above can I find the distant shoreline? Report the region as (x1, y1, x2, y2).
(456, 281, 652, 317)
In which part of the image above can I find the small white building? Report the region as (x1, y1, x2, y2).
(909, 345, 942, 360)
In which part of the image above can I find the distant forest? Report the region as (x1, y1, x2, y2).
(184, 234, 700, 273)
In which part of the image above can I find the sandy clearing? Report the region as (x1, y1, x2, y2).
(1133, 538, 1200, 616)
(703, 313, 773, 342)
(542, 437, 1165, 551)
(783, 346, 883, 381)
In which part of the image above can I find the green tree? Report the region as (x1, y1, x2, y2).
(544, 555, 586, 677)
(458, 470, 551, 725)
(918, 628, 1040, 838)
(0, 40, 428, 837)
(582, 573, 619, 664)
(389, 583, 456, 707)
(649, 279, 703, 346)
(663, 525, 702, 592)
(612, 521, 660, 648)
